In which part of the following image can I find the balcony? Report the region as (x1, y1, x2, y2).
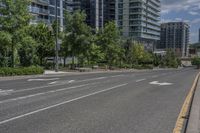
(32, 0, 49, 6)
(29, 6, 49, 15)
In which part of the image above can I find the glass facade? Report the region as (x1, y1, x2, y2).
(116, 0, 161, 50)
(30, 0, 50, 24)
(160, 22, 189, 57)
(30, 0, 80, 28)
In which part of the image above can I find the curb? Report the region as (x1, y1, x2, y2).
(186, 78, 200, 133)
(173, 71, 200, 133)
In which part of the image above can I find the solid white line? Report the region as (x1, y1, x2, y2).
(0, 83, 127, 125)
(0, 83, 95, 104)
(136, 79, 146, 82)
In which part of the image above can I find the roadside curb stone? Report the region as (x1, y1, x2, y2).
(186, 78, 200, 133)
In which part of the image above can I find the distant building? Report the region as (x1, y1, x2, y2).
(116, 0, 161, 51)
(80, 0, 161, 51)
(159, 22, 190, 57)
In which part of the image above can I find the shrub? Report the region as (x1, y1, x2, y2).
(0, 66, 44, 76)
(192, 57, 200, 69)
(132, 64, 153, 70)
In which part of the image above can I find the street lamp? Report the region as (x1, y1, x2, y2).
(55, 0, 59, 72)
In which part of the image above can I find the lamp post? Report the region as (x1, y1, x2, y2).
(55, 0, 59, 72)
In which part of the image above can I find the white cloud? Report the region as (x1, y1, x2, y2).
(161, 0, 200, 14)
(190, 18, 200, 24)
(189, 11, 199, 15)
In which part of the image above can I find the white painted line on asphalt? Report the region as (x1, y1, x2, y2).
(0, 83, 127, 125)
(77, 77, 107, 82)
(0, 83, 96, 104)
(0, 89, 14, 96)
(110, 74, 124, 78)
(68, 80, 75, 83)
(48, 80, 75, 85)
(27, 78, 59, 82)
(12, 77, 107, 93)
(136, 79, 146, 82)
(48, 81, 57, 85)
(149, 81, 173, 86)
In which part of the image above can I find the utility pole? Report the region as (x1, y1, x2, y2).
(55, 0, 59, 72)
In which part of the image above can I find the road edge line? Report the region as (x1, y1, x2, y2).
(173, 71, 200, 133)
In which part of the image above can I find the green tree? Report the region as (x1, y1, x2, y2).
(83, 35, 105, 66)
(98, 21, 121, 68)
(192, 57, 200, 69)
(62, 10, 92, 68)
(0, 31, 12, 67)
(164, 49, 178, 68)
(132, 42, 145, 65)
(0, 0, 32, 67)
(28, 23, 54, 66)
(18, 36, 37, 67)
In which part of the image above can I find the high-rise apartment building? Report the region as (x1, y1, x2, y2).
(29, 0, 81, 29)
(29, 0, 161, 50)
(80, 0, 115, 31)
(116, 0, 161, 50)
(29, 0, 49, 24)
(160, 22, 190, 57)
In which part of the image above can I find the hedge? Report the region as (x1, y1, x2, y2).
(0, 66, 44, 76)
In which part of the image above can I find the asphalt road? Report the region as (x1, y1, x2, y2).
(0, 68, 198, 133)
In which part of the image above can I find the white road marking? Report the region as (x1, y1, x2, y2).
(0, 89, 14, 95)
(48, 80, 75, 85)
(0, 83, 127, 125)
(149, 81, 173, 86)
(136, 79, 146, 82)
(110, 75, 124, 78)
(27, 78, 59, 82)
(68, 80, 75, 83)
(7, 76, 117, 94)
(77, 77, 107, 82)
(0, 83, 96, 104)
(48, 81, 57, 85)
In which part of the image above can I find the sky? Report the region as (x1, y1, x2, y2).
(161, 0, 200, 43)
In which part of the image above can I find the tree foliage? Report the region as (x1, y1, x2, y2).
(28, 23, 54, 65)
(192, 57, 200, 69)
(0, 0, 31, 67)
(97, 21, 121, 67)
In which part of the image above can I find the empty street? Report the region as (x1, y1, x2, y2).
(0, 68, 198, 133)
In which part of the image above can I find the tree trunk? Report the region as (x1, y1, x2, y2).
(64, 57, 66, 67)
(11, 44, 15, 68)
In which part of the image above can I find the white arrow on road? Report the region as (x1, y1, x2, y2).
(27, 78, 59, 82)
(149, 81, 173, 86)
(49, 80, 75, 85)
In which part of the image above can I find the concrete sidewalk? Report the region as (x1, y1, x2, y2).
(186, 79, 200, 133)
